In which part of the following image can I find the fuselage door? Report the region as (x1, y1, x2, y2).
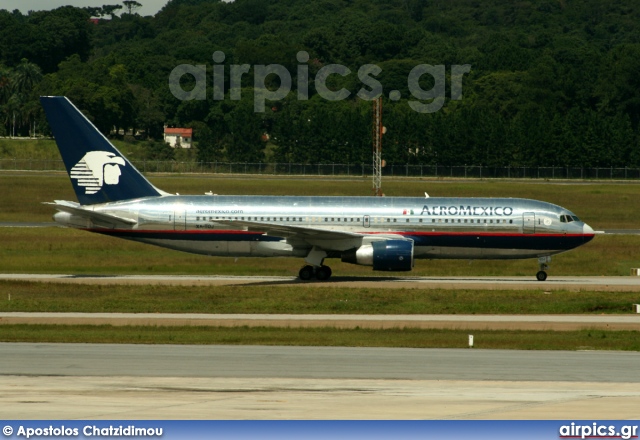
(174, 210, 186, 231)
(363, 215, 370, 228)
(523, 212, 535, 234)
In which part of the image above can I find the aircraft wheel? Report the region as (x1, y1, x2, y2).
(536, 270, 548, 281)
(299, 265, 314, 281)
(315, 265, 332, 281)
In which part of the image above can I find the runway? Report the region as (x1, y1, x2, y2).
(1, 343, 639, 419)
(2, 273, 640, 291)
(4, 343, 640, 381)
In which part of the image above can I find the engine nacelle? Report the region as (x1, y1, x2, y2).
(341, 239, 414, 271)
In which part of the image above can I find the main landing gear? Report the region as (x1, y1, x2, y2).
(299, 246, 332, 281)
(536, 256, 551, 281)
(299, 265, 333, 281)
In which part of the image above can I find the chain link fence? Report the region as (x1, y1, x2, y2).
(2, 159, 640, 179)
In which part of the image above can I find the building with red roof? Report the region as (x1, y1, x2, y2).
(163, 127, 193, 148)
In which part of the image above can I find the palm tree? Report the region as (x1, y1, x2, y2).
(0, 66, 12, 136)
(12, 59, 42, 97)
(8, 60, 43, 137)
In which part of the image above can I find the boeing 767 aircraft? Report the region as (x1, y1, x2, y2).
(41, 96, 595, 281)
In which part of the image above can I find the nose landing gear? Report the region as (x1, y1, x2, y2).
(536, 256, 551, 281)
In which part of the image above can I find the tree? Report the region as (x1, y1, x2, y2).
(102, 4, 123, 19)
(596, 44, 640, 129)
(12, 58, 42, 96)
(122, 1, 142, 15)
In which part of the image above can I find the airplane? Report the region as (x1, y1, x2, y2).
(41, 96, 595, 281)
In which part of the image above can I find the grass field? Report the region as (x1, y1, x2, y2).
(1, 281, 638, 314)
(0, 325, 638, 351)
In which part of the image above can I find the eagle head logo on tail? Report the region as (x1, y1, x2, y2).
(70, 151, 126, 194)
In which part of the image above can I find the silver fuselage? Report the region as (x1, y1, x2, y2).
(53, 195, 595, 260)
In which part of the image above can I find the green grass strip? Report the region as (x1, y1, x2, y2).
(0, 281, 639, 314)
(0, 325, 638, 351)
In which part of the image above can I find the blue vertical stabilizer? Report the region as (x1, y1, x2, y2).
(40, 96, 163, 205)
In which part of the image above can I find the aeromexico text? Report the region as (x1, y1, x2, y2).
(195, 206, 515, 216)
(420, 205, 514, 216)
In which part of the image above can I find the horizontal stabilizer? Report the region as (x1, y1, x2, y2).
(45, 201, 137, 226)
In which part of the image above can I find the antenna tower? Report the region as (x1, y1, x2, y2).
(372, 96, 383, 196)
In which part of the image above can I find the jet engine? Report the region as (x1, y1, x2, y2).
(341, 239, 414, 271)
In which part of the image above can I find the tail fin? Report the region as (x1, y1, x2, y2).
(40, 96, 165, 205)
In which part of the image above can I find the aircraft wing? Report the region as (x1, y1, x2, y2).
(214, 219, 366, 251)
(45, 200, 138, 226)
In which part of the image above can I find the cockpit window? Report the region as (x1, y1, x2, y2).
(560, 214, 579, 223)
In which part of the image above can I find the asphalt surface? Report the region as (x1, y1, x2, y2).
(2, 343, 640, 419)
(2, 343, 639, 382)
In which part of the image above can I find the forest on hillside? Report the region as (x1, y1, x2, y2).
(0, 0, 639, 167)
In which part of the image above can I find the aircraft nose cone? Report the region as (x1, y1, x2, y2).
(582, 223, 595, 243)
